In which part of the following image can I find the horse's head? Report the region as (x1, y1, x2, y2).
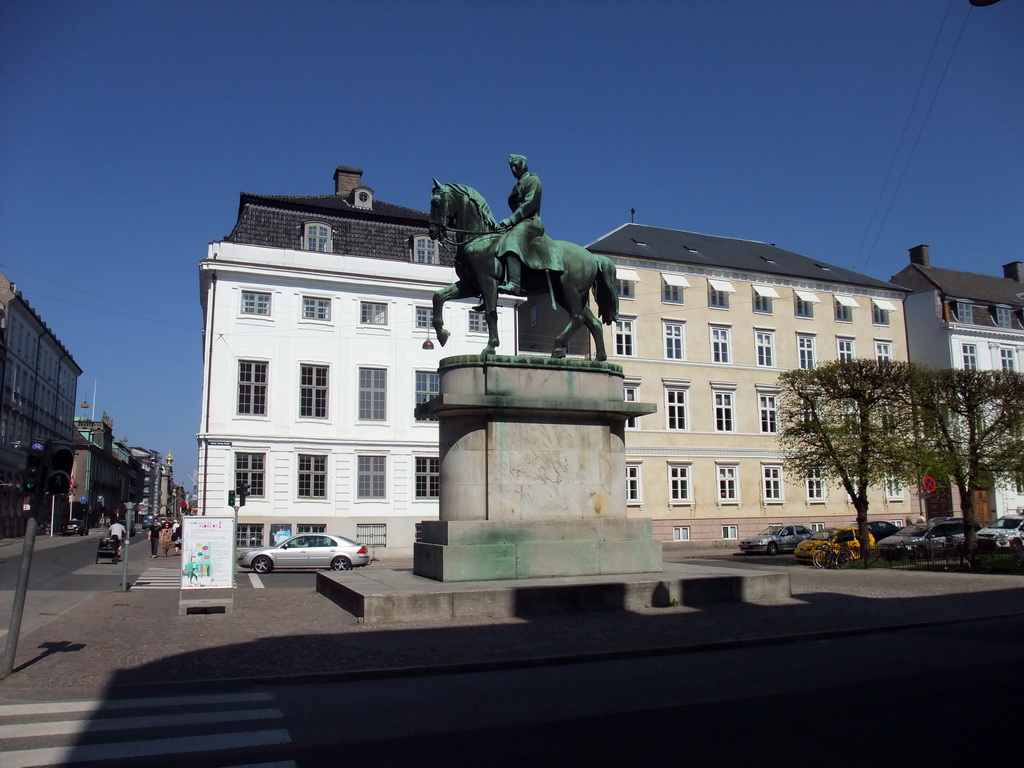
(429, 179, 449, 241)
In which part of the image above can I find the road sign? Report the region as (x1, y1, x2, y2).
(922, 476, 937, 494)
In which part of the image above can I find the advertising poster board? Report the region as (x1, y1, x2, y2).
(181, 516, 235, 590)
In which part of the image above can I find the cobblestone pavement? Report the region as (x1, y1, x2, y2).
(2, 558, 1023, 700)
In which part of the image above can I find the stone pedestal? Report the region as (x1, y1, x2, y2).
(414, 355, 657, 582)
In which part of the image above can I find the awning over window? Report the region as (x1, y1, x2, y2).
(708, 279, 736, 293)
(794, 290, 820, 303)
(616, 268, 641, 282)
(834, 295, 860, 308)
(661, 273, 691, 287)
(752, 285, 780, 298)
(871, 298, 897, 312)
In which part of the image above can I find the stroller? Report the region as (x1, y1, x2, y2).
(96, 536, 120, 564)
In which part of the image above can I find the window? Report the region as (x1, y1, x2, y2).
(468, 311, 486, 334)
(885, 477, 904, 501)
(1000, 348, 1016, 372)
(237, 360, 268, 416)
(837, 338, 855, 361)
(755, 330, 775, 367)
(415, 306, 432, 329)
(297, 454, 327, 498)
(714, 391, 734, 432)
(797, 334, 816, 369)
(415, 456, 440, 499)
(615, 319, 635, 357)
(709, 288, 729, 308)
(995, 306, 1012, 328)
(722, 525, 738, 540)
(874, 341, 892, 362)
(616, 279, 635, 299)
(752, 285, 778, 314)
(664, 321, 685, 360)
(759, 393, 778, 434)
(356, 522, 387, 548)
(665, 387, 688, 430)
(360, 301, 388, 326)
(413, 236, 438, 264)
(241, 291, 271, 316)
(762, 465, 783, 502)
(961, 343, 978, 370)
(662, 273, 688, 304)
(806, 469, 826, 502)
(296, 523, 327, 534)
(303, 223, 330, 252)
(668, 464, 691, 504)
(872, 301, 892, 326)
(795, 290, 818, 318)
(529, 305, 538, 327)
(235, 453, 265, 498)
(357, 455, 387, 499)
(299, 364, 329, 419)
(623, 382, 640, 429)
(834, 299, 853, 323)
(415, 370, 440, 421)
(237, 523, 264, 548)
(717, 465, 739, 503)
(711, 326, 731, 364)
(302, 296, 331, 321)
(955, 301, 972, 323)
(625, 463, 642, 504)
(358, 367, 387, 421)
(810, 522, 826, 532)
(672, 526, 690, 542)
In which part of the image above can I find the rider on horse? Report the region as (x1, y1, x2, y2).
(495, 154, 563, 295)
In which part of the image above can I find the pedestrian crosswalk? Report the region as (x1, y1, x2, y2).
(0, 691, 296, 767)
(131, 567, 181, 589)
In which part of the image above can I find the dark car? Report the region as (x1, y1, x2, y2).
(865, 521, 900, 542)
(877, 517, 974, 560)
(60, 519, 89, 536)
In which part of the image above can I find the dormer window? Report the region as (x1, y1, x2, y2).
(955, 301, 972, 324)
(412, 236, 438, 264)
(303, 223, 331, 252)
(994, 306, 1012, 329)
(353, 187, 373, 210)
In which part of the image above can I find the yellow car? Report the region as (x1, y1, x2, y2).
(794, 525, 876, 564)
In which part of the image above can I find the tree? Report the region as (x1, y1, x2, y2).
(911, 368, 1024, 547)
(778, 359, 918, 554)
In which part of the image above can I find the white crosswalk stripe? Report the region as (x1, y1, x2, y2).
(0, 691, 295, 768)
(131, 566, 181, 589)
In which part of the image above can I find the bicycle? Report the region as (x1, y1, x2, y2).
(812, 543, 855, 570)
(1010, 539, 1024, 575)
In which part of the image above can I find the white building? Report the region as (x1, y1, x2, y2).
(197, 166, 518, 554)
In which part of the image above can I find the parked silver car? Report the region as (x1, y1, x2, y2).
(238, 533, 369, 573)
(976, 514, 1024, 553)
(739, 525, 813, 556)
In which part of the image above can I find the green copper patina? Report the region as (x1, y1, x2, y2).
(428, 155, 618, 360)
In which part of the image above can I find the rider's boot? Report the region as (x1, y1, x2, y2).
(497, 256, 525, 296)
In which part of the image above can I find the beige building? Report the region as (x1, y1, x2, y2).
(523, 224, 912, 545)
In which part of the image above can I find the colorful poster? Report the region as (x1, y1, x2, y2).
(181, 516, 235, 590)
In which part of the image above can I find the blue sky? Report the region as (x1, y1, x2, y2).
(2, 0, 1021, 485)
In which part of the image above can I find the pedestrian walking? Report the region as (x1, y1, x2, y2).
(159, 521, 173, 558)
(148, 522, 160, 558)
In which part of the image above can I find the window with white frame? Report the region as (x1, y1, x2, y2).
(722, 525, 738, 540)
(662, 273, 688, 304)
(795, 293, 816, 318)
(810, 522, 826, 532)
(874, 341, 893, 362)
(837, 338, 855, 361)
(357, 455, 387, 499)
(297, 454, 327, 498)
(412, 235, 438, 264)
(961, 343, 978, 370)
(872, 301, 892, 326)
(468, 311, 486, 333)
(752, 285, 778, 314)
(358, 367, 387, 421)
(759, 393, 778, 434)
(237, 360, 268, 416)
(415, 456, 440, 499)
(994, 306, 1012, 328)
(755, 330, 775, 367)
(668, 463, 691, 504)
(615, 318, 636, 357)
(360, 301, 388, 326)
(664, 321, 685, 360)
(806, 468, 826, 502)
(717, 465, 738, 503)
(955, 301, 972, 323)
(798, 334, 816, 369)
(885, 477, 904, 501)
(303, 223, 330, 252)
(297, 523, 327, 534)
(711, 326, 731, 364)
(241, 290, 271, 316)
(235, 452, 265, 498)
(1000, 348, 1016, 372)
(714, 391, 735, 432)
(709, 287, 730, 308)
(625, 463, 642, 504)
(414, 370, 439, 421)
(616, 278, 635, 299)
(299, 364, 329, 419)
(623, 382, 640, 429)
(834, 298, 853, 323)
(356, 522, 387, 547)
(889, 519, 904, 529)
(672, 526, 690, 542)
(415, 306, 432, 329)
(237, 523, 264, 548)
(665, 387, 688, 430)
(302, 296, 331, 321)
(762, 465, 783, 502)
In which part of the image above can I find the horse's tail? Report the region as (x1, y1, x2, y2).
(593, 254, 619, 325)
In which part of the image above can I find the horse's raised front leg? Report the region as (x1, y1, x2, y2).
(432, 283, 464, 347)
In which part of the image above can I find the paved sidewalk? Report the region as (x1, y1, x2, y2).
(1, 561, 1023, 700)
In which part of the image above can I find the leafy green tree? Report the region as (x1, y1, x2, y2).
(910, 368, 1024, 547)
(778, 359, 918, 554)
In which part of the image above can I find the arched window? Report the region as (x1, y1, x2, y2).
(303, 223, 331, 252)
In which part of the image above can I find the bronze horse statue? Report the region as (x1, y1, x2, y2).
(428, 180, 618, 360)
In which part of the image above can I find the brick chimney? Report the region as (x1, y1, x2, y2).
(1002, 261, 1023, 283)
(333, 166, 364, 198)
(909, 244, 930, 267)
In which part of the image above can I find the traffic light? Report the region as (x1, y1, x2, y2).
(236, 481, 249, 507)
(45, 442, 75, 495)
(228, 490, 236, 507)
(22, 441, 46, 494)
